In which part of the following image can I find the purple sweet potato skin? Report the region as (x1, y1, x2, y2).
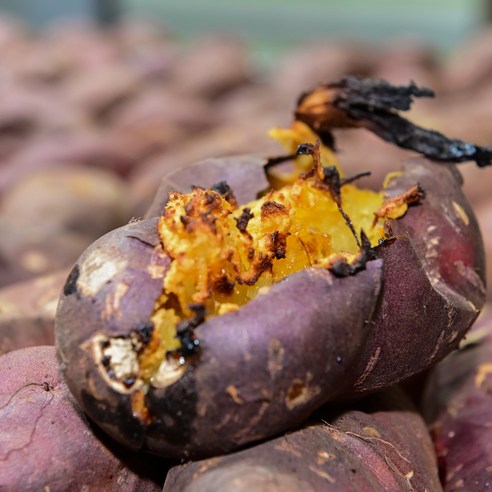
(145, 261, 382, 457)
(0, 346, 166, 492)
(56, 218, 170, 450)
(422, 316, 492, 491)
(349, 158, 485, 395)
(163, 390, 442, 492)
(144, 154, 269, 218)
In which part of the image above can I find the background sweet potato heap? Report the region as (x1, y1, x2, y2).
(1, 14, 492, 491)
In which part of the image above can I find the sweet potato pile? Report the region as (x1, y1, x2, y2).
(2, 13, 492, 490)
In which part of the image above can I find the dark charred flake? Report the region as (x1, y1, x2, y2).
(295, 76, 492, 167)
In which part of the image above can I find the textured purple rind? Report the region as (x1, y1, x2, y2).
(163, 389, 441, 492)
(0, 346, 165, 492)
(422, 317, 492, 492)
(144, 154, 269, 218)
(348, 158, 486, 395)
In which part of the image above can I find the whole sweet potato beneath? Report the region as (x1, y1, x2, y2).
(0, 346, 166, 491)
(163, 389, 442, 492)
(56, 154, 485, 459)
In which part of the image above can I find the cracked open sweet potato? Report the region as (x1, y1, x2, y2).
(56, 79, 486, 458)
(55, 146, 485, 459)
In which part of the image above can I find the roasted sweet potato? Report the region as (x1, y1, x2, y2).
(56, 144, 485, 458)
(422, 316, 492, 491)
(54, 78, 486, 458)
(164, 389, 441, 491)
(0, 346, 166, 491)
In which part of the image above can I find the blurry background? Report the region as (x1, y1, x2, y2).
(0, 0, 486, 49)
(0, 0, 492, 301)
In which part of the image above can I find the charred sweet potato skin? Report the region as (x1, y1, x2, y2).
(55, 155, 485, 459)
(349, 159, 485, 395)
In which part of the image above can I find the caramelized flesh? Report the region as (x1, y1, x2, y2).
(135, 124, 409, 384)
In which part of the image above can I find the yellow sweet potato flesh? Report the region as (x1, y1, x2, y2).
(137, 180, 386, 381)
(136, 123, 418, 383)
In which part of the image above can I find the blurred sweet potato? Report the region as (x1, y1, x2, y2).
(441, 28, 492, 94)
(0, 346, 166, 491)
(0, 131, 138, 194)
(1, 166, 130, 237)
(475, 200, 492, 301)
(269, 40, 375, 104)
(168, 35, 251, 98)
(164, 389, 441, 491)
(0, 220, 89, 288)
(42, 20, 121, 74)
(62, 64, 141, 122)
(371, 39, 439, 90)
(107, 89, 216, 161)
(128, 126, 280, 218)
(0, 269, 68, 355)
(0, 166, 130, 286)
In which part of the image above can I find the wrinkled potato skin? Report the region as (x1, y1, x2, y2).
(349, 159, 485, 395)
(164, 389, 442, 492)
(0, 346, 165, 492)
(56, 156, 485, 459)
